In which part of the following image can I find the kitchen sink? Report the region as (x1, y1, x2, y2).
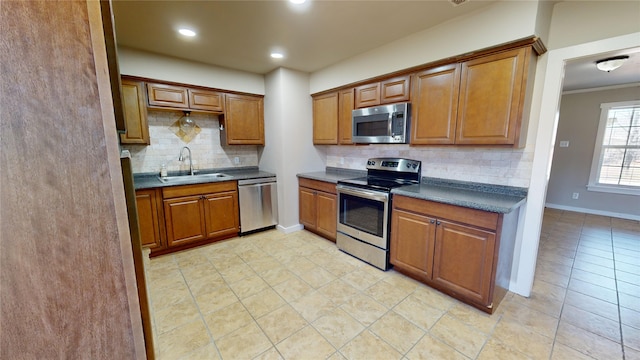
(157, 173, 233, 184)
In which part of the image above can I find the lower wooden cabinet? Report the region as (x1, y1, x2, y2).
(390, 195, 517, 313)
(135, 188, 164, 250)
(163, 182, 239, 249)
(298, 178, 337, 241)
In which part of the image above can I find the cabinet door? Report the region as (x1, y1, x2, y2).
(163, 195, 207, 247)
(135, 189, 163, 250)
(312, 92, 339, 144)
(224, 93, 265, 145)
(432, 220, 496, 306)
(380, 75, 410, 104)
(389, 208, 436, 281)
(189, 89, 224, 112)
(119, 79, 149, 145)
(338, 89, 354, 145)
(299, 187, 317, 229)
(147, 82, 189, 109)
(411, 64, 460, 145)
(456, 48, 528, 145)
(316, 191, 337, 241)
(203, 190, 239, 239)
(354, 83, 380, 108)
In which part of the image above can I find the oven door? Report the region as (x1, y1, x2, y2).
(336, 185, 389, 249)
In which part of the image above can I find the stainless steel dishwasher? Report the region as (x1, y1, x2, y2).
(238, 177, 278, 235)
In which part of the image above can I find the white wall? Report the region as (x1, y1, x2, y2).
(310, 1, 541, 93)
(118, 47, 265, 95)
(262, 68, 325, 232)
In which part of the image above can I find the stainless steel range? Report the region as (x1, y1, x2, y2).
(336, 158, 421, 270)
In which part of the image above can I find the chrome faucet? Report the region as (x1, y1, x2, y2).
(178, 146, 194, 175)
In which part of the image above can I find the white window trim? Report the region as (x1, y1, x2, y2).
(587, 100, 640, 196)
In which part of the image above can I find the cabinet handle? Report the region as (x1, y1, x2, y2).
(436, 220, 441, 226)
(430, 220, 435, 224)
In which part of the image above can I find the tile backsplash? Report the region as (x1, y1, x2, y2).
(122, 110, 258, 174)
(324, 144, 534, 188)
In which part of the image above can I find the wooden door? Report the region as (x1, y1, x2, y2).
(338, 89, 354, 145)
(431, 220, 496, 306)
(224, 93, 265, 145)
(456, 47, 528, 145)
(354, 82, 380, 108)
(316, 191, 337, 241)
(298, 187, 317, 230)
(163, 196, 207, 247)
(389, 208, 436, 282)
(135, 189, 164, 250)
(203, 191, 239, 239)
(380, 75, 410, 104)
(120, 78, 150, 145)
(411, 64, 460, 145)
(188, 89, 224, 112)
(147, 82, 189, 109)
(312, 92, 339, 144)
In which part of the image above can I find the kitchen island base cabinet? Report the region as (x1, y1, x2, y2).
(298, 178, 337, 242)
(390, 195, 517, 314)
(158, 182, 239, 255)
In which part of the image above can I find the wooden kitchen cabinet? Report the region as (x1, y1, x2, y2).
(338, 89, 355, 145)
(312, 92, 339, 145)
(411, 46, 533, 147)
(119, 78, 150, 145)
(354, 75, 411, 108)
(147, 82, 225, 113)
(390, 195, 516, 313)
(220, 93, 264, 145)
(298, 178, 337, 241)
(162, 181, 239, 250)
(135, 188, 164, 251)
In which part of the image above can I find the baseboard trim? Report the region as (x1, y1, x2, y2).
(545, 203, 640, 221)
(277, 224, 304, 234)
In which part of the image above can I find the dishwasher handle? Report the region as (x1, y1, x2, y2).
(238, 177, 277, 186)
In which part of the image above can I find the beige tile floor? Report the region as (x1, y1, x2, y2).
(146, 208, 640, 360)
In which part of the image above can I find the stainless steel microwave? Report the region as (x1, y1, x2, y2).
(352, 103, 410, 144)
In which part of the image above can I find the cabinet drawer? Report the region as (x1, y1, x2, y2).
(393, 195, 498, 231)
(298, 178, 336, 194)
(162, 181, 237, 198)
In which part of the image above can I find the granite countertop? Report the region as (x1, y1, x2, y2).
(134, 167, 276, 190)
(392, 177, 527, 213)
(297, 167, 366, 183)
(297, 169, 527, 214)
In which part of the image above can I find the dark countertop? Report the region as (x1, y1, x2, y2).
(134, 167, 276, 190)
(297, 169, 527, 214)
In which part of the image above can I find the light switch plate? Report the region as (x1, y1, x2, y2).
(559, 141, 570, 148)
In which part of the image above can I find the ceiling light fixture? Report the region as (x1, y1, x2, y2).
(178, 28, 196, 37)
(595, 55, 629, 72)
(271, 52, 284, 59)
(289, 0, 306, 4)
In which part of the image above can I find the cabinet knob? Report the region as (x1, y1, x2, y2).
(436, 220, 441, 225)
(430, 219, 435, 224)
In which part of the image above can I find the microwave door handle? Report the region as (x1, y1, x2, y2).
(388, 112, 395, 135)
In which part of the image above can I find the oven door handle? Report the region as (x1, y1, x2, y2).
(336, 185, 389, 202)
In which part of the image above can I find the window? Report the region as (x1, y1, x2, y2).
(588, 101, 640, 195)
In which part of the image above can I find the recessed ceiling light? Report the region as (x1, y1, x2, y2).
(178, 28, 196, 37)
(289, 0, 306, 4)
(271, 52, 284, 59)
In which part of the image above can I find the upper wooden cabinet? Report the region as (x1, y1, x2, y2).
(221, 93, 264, 145)
(147, 82, 224, 113)
(354, 75, 410, 108)
(338, 89, 355, 145)
(411, 47, 533, 147)
(120, 78, 150, 145)
(312, 92, 339, 144)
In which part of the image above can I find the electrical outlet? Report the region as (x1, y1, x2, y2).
(560, 141, 570, 148)
(234, 157, 240, 164)
(572, 192, 579, 199)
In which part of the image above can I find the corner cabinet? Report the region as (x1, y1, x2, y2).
(390, 195, 518, 313)
(411, 46, 534, 147)
(298, 178, 337, 241)
(162, 182, 239, 250)
(220, 93, 264, 145)
(120, 78, 150, 145)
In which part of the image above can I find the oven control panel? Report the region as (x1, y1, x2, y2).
(366, 157, 421, 173)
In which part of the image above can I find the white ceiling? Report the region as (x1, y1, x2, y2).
(112, 0, 640, 91)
